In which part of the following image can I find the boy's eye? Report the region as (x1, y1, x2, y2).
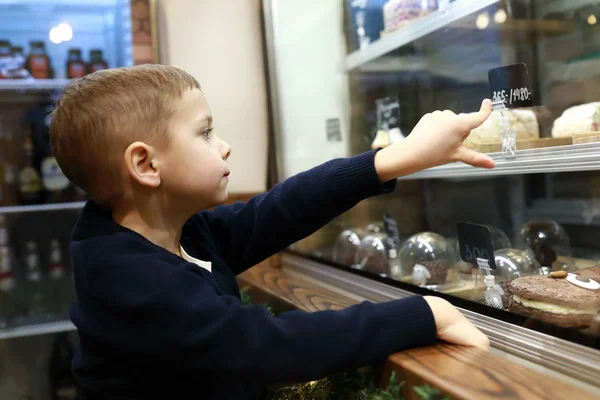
(201, 127, 214, 138)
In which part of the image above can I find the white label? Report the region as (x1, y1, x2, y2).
(0, 276, 15, 291)
(41, 157, 70, 191)
(50, 264, 66, 279)
(28, 270, 41, 282)
(412, 263, 431, 286)
(27, 254, 39, 269)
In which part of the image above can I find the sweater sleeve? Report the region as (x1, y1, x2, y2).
(77, 261, 436, 384)
(194, 150, 396, 274)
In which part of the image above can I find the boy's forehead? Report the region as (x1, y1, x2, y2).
(177, 89, 212, 123)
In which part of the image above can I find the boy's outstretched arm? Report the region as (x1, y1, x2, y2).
(75, 256, 488, 385)
(195, 100, 494, 274)
(375, 99, 494, 181)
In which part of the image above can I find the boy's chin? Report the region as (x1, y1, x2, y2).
(218, 190, 229, 204)
(209, 190, 228, 208)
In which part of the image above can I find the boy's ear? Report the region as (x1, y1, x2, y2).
(124, 141, 160, 188)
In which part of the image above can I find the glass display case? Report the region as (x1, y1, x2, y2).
(263, 0, 600, 388)
(0, 0, 157, 397)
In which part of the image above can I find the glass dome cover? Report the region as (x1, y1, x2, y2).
(396, 232, 456, 288)
(482, 248, 544, 309)
(332, 228, 362, 267)
(519, 219, 574, 273)
(491, 248, 543, 282)
(354, 225, 392, 277)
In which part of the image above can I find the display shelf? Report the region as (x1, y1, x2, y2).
(345, 0, 499, 71)
(354, 55, 495, 84)
(540, 0, 600, 17)
(0, 79, 71, 91)
(527, 198, 600, 227)
(454, 17, 574, 36)
(0, 320, 75, 341)
(0, 201, 86, 214)
(400, 142, 600, 180)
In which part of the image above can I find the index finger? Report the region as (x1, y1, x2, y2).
(460, 99, 493, 130)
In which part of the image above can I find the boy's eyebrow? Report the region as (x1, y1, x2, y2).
(195, 114, 213, 127)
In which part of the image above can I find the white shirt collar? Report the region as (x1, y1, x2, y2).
(180, 245, 212, 273)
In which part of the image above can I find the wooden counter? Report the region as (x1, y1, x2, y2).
(238, 263, 597, 400)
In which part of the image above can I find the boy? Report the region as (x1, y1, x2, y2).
(50, 64, 492, 399)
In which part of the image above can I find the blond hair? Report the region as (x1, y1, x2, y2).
(50, 64, 200, 204)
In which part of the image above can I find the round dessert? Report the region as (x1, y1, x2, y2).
(464, 108, 539, 149)
(509, 275, 600, 328)
(418, 259, 451, 286)
(577, 266, 600, 282)
(551, 102, 600, 138)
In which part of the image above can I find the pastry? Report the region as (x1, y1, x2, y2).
(509, 274, 600, 328)
(383, 0, 437, 32)
(464, 109, 539, 149)
(577, 266, 600, 282)
(417, 259, 450, 286)
(551, 102, 600, 137)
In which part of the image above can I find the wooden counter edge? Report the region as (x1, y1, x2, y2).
(238, 262, 597, 400)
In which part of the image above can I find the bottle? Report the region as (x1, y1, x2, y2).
(0, 40, 12, 79)
(0, 115, 17, 206)
(0, 214, 8, 247)
(66, 48, 86, 79)
(0, 215, 17, 329)
(10, 46, 24, 58)
(9, 45, 28, 79)
(18, 134, 44, 205)
(23, 241, 48, 322)
(0, 115, 4, 204)
(48, 239, 73, 318)
(0, 246, 17, 329)
(42, 144, 70, 203)
(88, 49, 108, 73)
(26, 41, 51, 79)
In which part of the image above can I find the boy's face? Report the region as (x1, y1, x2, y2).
(160, 89, 231, 210)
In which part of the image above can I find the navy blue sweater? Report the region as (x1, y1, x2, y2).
(69, 150, 437, 399)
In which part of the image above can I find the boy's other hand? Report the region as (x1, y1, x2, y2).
(424, 296, 490, 351)
(375, 99, 495, 182)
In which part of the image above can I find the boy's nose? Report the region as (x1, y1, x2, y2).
(222, 141, 232, 160)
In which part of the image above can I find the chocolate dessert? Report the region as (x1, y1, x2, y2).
(509, 275, 600, 328)
(419, 260, 450, 285)
(578, 266, 600, 282)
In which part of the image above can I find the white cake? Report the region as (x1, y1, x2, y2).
(551, 102, 600, 138)
(464, 109, 540, 148)
(383, 0, 437, 32)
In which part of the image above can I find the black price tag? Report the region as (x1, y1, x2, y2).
(457, 222, 496, 270)
(382, 212, 401, 248)
(488, 63, 533, 108)
(376, 97, 401, 130)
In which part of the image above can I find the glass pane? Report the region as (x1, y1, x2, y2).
(0, 0, 141, 332)
(270, 0, 600, 350)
